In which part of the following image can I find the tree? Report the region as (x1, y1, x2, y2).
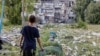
(21, 0, 36, 26)
(73, 0, 93, 22)
(25, 0, 36, 13)
(5, 0, 22, 25)
(4, 0, 37, 25)
(85, 2, 100, 24)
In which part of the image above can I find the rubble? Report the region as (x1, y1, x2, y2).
(0, 24, 100, 56)
(53, 24, 100, 56)
(0, 27, 21, 46)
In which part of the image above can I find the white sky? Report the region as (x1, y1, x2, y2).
(95, 0, 100, 1)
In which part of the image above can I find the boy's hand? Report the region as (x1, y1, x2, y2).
(40, 49, 44, 52)
(20, 43, 23, 48)
(41, 48, 44, 51)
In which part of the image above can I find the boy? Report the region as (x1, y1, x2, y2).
(20, 15, 43, 56)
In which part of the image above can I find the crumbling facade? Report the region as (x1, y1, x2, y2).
(34, 0, 76, 24)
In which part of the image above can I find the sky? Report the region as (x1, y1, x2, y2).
(95, 0, 100, 1)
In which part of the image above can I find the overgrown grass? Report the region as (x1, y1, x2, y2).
(0, 24, 100, 56)
(87, 24, 100, 31)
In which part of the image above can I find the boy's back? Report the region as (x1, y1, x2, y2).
(20, 15, 43, 56)
(21, 25, 40, 50)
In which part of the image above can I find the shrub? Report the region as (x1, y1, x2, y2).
(77, 17, 87, 29)
(3, 20, 11, 26)
(85, 2, 100, 24)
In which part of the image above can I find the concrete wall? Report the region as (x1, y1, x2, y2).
(34, 0, 76, 23)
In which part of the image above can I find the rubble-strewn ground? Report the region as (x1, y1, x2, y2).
(0, 24, 100, 56)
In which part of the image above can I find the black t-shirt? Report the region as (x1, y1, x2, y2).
(21, 25, 40, 50)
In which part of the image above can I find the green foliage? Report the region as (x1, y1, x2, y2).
(0, 0, 1, 14)
(43, 24, 55, 28)
(74, 0, 100, 24)
(5, 0, 21, 25)
(85, 2, 100, 24)
(68, 17, 87, 29)
(43, 46, 63, 56)
(68, 21, 87, 29)
(41, 29, 49, 42)
(74, 0, 93, 21)
(3, 0, 36, 25)
(38, 42, 63, 56)
(24, 0, 36, 12)
(43, 41, 61, 48)
(3, 19, 11, 26)
(0, 43, 20, 56)
(77, 17, 87, 29)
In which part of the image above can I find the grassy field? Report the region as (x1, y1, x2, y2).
(0, 24, 100, 56)
(87, 24, 100, 31)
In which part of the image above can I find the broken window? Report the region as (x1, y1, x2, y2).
(72, 1, 74, 5)
(69, 17, 74, 19)
(69, 1, 71, 7)
(69, 1, 74, 7)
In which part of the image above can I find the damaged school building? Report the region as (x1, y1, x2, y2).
(34, 0, 76, 24)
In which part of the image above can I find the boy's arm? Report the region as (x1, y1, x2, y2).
(20, 35, 24, 47)
(37, 38, 43, 50)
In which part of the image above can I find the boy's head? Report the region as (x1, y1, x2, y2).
(28, 15, 36, 23)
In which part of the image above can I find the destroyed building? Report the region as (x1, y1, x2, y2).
(34, 0, 76, 23)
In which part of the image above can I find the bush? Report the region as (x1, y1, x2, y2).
(44, 46, 63, 56)
(43, 41, 61, 48)
(85, 2, 100, 24)
(39, 42, 63, 56)
(5, 0, 22, 25)
(77, 17, 87, 29)
(3, 21, 11, 26)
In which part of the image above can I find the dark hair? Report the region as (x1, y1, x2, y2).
(29, 15, 36, 23)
